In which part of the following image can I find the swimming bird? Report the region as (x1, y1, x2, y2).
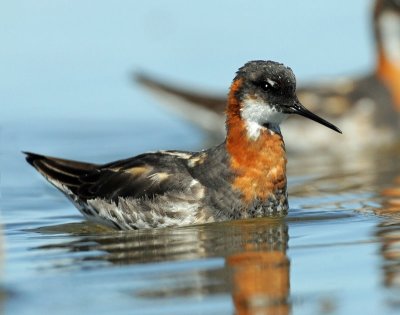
(135, 0, 400, 152)
(25, 61, 341, 230)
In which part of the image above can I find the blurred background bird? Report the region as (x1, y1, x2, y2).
(135, 0, 400, 154)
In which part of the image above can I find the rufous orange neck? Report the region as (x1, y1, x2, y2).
(225, 79, 287, 203)
(377, 51, 400, 111)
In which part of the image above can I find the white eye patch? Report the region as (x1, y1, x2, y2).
(266, 78, 277, 88)
(241, 97, 286, 139)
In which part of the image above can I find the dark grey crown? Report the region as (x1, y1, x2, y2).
(231, 60, 298, 110)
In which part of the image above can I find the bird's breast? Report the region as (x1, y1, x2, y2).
(226, 120, 287, 204)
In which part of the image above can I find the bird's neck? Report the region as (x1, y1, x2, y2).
(377, 50, 400, 111)
(225, 80, 287, 203)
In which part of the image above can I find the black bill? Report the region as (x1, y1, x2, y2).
(289, 102, 342, 134)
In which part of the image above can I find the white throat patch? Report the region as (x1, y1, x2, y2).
(379, 12, 400, 64)
(240, 97, 286, 139)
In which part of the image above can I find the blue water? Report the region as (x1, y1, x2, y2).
(3, 1, 400, 315)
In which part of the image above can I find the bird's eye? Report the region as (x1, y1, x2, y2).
(258, 78, 279, 92)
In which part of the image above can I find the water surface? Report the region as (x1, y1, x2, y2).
(3, 120, 400, 314)
(2, 1, 400, 314)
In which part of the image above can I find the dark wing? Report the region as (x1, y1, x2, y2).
(135, 72, 225, 113)
(24, 151, 196, 203)
(135, 72, 226, 140)
(25, 151, 98, 188)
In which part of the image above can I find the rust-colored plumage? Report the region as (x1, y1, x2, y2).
(226, 79, 286, 203)
(377, 52, 400, 111)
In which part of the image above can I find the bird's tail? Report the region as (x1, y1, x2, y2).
(24, 152, 98, 195)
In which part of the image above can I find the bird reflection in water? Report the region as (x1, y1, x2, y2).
(227, 249, 289, 315)
(376, 173, 400, 308)
(136, 220, 290, 315)
(35, 219, 290, 314)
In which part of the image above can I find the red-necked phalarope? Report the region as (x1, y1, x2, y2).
(25, 61, 341, 230)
